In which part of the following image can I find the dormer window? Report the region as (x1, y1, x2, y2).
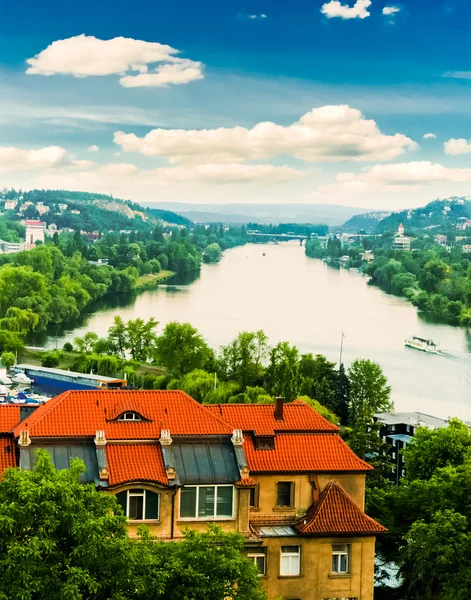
(254, 437, 275, 450)
(118, 412, 142, 422)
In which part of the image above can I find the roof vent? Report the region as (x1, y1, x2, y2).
(274, 397, 284, 421)
(159, 429, 173, 446)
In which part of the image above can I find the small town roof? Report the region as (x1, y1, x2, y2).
(296, 481, 387, 536)
(243, 434, 372, 473)
(0, 405, 22, 434)
(107, 444, 168, 487)
(0, 438, 16, 472)
(205, 400, 338, 435)
(375, 411, 448, 429)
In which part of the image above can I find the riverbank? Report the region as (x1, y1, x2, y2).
(135, 270, 176, 291)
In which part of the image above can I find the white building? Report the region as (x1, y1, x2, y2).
(4, 200, 17, 210)
(36, 202, 50, 216)
(24, 220, 46, 246)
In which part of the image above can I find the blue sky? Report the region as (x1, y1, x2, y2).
(0, 0, 471, 209)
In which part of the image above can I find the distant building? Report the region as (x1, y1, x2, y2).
(392, 236, 411, 251)
(70, 209, 81, 215)
(19, 202, 33, 213)
(434, 234, 448, 247)
(456, 219, 471, 231)
(24, 220, 46, 246)
(361, 250, 375, 263)
(58, 203, 68, 212)
(397, 223, 405, 236)
(374, 411, 448, 484)
(0, 240, 25, 254)
(36, 202, 50, 216)
(4, 200, 17, 210)
(87, 258, 109, 266)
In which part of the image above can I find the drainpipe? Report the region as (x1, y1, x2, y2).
(170, 490, 176, 540)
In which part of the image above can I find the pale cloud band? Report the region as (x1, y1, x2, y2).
(0, 146, 90, 172)
(26, 35, 203, 88)
(444, 138, 471, 155)
(114, 105, 417, 165)
(321, 0, 372, 20)
(423, 132, 437, 139)
(382, 6, 401, 15)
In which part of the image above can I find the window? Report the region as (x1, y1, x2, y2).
(115, 489, 160, 520)
(248, 550, 266, 576)
(249, 485, 259, 508)
(118, 412, 141, 422)
(332, 544, 350, 574)
(180, 485, 234, 519)
(277, 482, 294, 507)
(280, 546, 301, 576)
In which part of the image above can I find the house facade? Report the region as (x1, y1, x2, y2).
(3, 391, 386, 600)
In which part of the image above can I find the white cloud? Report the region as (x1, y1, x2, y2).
(321, 0, 372, 20)
(382, 5, 400, 15)
(318, 161, 471, 195)
(0, 145, 78, 172)
(114, 105, 417, 165)
(444, 138, 471, 155)
(87, 145, 100, 152)
(239, 13, 268, 20)
(443, 71, 471, 80)
(423, 132, 437, 139)
(26, 34, 203, 88)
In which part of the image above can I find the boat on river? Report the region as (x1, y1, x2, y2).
(405, 336, 442, 354)
(11, 372, 33, 385)
(13, 364, 127, 390)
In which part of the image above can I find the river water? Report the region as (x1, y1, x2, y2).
(40, 242, 471, 421)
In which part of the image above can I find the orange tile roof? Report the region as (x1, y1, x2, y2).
(205, 400, 338, 435)
(13, 390, 233, 439)
(235, 477, 258, 487)
(107, 444, 168, 486)
(0, 405, 22, 433)
(243, 434, 372, 473)
(0, 437, 16, 471)
(296, 481, 387, 536)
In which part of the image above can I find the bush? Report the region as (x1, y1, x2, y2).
(63, 342, 73, 352)
(41, 353, 60, 368)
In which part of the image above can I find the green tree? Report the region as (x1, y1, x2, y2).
(264, 341, 302, 402)
(176, 369, 215, 402)
(347, 359, 392, 458)
(219, 330, 269, 388)
(74, 331, 99, 354)
(335, 363, 350, 424)
(155, 322, 213, 377)
(0, 450, 133, 600)
(203, 243, 222, 263)
(107, 315, 128, 358)
(126, 318, 159, 362)
(0, 351, 15, 369)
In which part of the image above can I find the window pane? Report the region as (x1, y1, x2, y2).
(277, 482, 292, 506)
(198, 486, 215, 518)
(180, 487, 197, 518)
(145, 491, 159, 520)
(249, 487, 256, 507)
(282, 546, 299, 553)
(332, 554, 338, 573)
(128, 495, 144, 520)
(115, 491, 127, 514)
(291, 554, 300, 575)
(216, 486, 233, 517)
(340, 554, 348, 572)
(280, 555, 290, 576)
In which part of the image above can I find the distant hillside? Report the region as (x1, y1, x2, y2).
(375, 197, 471, 233)
(3, 189, 191, 229)
(140, 202, 370, 226)
(341, 211, 390, 233)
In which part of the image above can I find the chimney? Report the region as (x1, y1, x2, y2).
(274, 397, 284, 421)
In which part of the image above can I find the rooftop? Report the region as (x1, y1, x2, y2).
(375, 411, 448, 429)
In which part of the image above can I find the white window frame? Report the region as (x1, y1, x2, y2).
(125, 489, 159, 521)
(118, 412, 142, 422)
(247, 551, 266, 576)
(179, 484, 234, 520)
(280, 545, 301, 576)
(332, 544, 350, 574)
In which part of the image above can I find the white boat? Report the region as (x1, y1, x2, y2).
(405, 336, 441, 354)
(11, 372, 33, 385)
(0, 385, 8, 397)
(0, 369, 12, 386)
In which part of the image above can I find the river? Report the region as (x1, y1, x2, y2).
(38, 242, 471, 421)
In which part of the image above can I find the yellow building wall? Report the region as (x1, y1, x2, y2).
(252, 472, 366, 515)
(257, 535, 376, 600)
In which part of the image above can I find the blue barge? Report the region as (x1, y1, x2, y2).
(14, 364, 126, 391)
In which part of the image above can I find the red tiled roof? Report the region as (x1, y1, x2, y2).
(243, 434, 372, 473)
(296, 481, 387, 536)
(235, 477, 258, 487)
(13, 390, 233, 439)
(0, 437, 16, 471)
(107, 444, 168, 486)
(0, 405, 22, 434)
(205, 400, 338, 435)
